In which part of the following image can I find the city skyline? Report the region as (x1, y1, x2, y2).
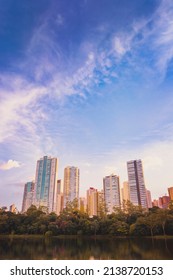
(3, 155, 173, 212)
(1, 0, 173, 210)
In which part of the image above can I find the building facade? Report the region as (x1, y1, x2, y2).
(127, 159, 147, 209)
(22, 181, 35, 213)
(103, 174, 121, 214)
(9, 204, 17, 213)
(63, 166, 79, 208)
(56, 179, 64, 215)
(168, 187, 173, 200)
(158, 195, 170, 208)
(152, 199, 159, 207)
(33, 156, 58, 213)
(97, 189, 105, 217)
(146, 189, 152, 208)
(79, 197, 87, 213)
(87, 187, 98, 217)
(121, 181, 130, 202)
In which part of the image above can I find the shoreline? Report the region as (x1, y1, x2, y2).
(0, 234, 173, 239)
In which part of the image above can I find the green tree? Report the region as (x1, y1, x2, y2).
(156, 209, 173, 237)
(135, 213, 158, 237)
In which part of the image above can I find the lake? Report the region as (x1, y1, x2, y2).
(0, 236, 173, 260)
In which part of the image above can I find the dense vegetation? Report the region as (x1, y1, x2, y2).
(1, 201, 173, 237)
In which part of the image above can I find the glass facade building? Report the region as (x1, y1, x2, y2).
(34, 156, 58, 213)
(22, 181, 35, 213)
(127, 159, 147, 208)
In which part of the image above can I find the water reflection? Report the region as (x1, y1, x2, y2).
(0, 236, 173, 260)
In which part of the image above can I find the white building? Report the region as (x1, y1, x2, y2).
(103, 174, 121, 214)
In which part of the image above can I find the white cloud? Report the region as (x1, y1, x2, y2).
(0, 78, 46, 143)
(150, 0, 173, 74)
(113, 36, 132, 57)
(0, 160, 21, 170)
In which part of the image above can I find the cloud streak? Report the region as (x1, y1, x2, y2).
(0, 159, 21, 170)
(1, 0, 173, 153)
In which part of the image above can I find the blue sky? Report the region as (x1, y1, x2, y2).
(1, 0, 173, 210)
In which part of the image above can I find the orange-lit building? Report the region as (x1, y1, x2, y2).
(168, 187, 173, 200)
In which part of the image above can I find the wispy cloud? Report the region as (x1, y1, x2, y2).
(0, 76, 47, 143)
(113, 34, 134, 58)
(152, 0, 173, 75)
(0, 159, 21, 170)
(1, 0, 173, 148)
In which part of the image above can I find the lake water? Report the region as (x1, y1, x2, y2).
(0, 236, 173, 260)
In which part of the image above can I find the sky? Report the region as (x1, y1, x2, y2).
(1, 0, 173, 211)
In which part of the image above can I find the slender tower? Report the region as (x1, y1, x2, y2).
(63, 166, 79, 207)
(103, 174, 121, 214)
(127, 159, 147, 208)
(34, 156, 58, 213)
(22, 181, 35, 213)
(87, 187, 98, 217)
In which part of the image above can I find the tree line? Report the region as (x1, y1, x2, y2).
(0, 200, 173, 237)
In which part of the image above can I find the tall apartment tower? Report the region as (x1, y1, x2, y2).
(97, 189, 105, 217)
(63, 166, 79, 207)
(79, 197, 87, 213)
(103, 174, 121, 214)
(168, 187, 173, 200)
(56, 179, 64, 216)
(34, 156, 58, 213)
(146, 189, 152, 208)
(121, 181, 130, 202)
(22, 181, 35, 213)
(87, 187, 98, 217)
(127, 159, 147, 208)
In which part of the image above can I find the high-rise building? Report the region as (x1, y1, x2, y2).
(57, 179, 62, 194)
(121, 181, 130, 202)
(158, 195, 170, 209)
(127, 159, 147, 208)
(87, 187, 98, 217)
(168, 187, 173, 200)
(22, 181, 35, 213)
(9, 204, 17, 213)
(97, 189, 105, 217)
(146, 189, 152, 208)
(56, 179, 63, 215)
(63, 166, 79, 207)
(33, 156, 58, 213)
(79, 197, 87, 213)
(152, 199, 159, 207)
(103, 174, 121, 214)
